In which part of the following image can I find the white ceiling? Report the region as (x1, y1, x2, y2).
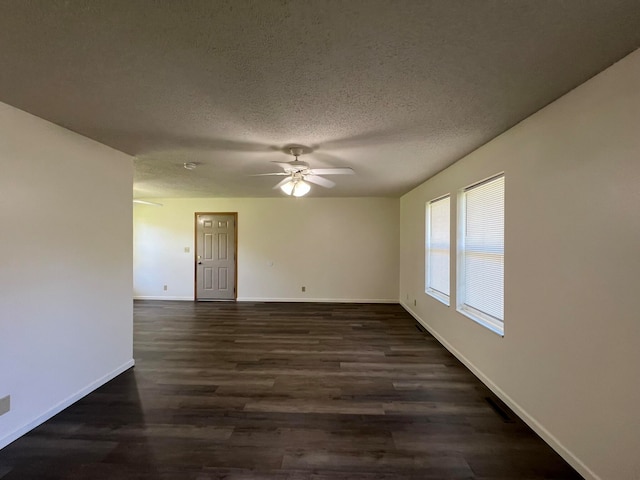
(0, 1, 639, 198)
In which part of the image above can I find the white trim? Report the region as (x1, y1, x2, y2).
(0, 359, 135, 451)
(399, 301, 599, 480)
(457, 304, 504, 336)
(133, 296, 398, 303)
(426, 288, 450, 306)
(133, 295, 193, 301)
(462, 171, 506, 192)
(237, 297, 398, 304)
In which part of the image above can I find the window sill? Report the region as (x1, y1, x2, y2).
(426, 288, 450, 306)
(457, 305, 504, 336)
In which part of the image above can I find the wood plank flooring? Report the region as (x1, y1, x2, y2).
(0, 301, 582, 479)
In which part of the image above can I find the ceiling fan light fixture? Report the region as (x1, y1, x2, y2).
(292, 180, 310, 197)
(280, 178, 310, 197)
(280, 180, 295, 196)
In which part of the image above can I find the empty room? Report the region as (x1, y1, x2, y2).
(1, 1, 639, 479)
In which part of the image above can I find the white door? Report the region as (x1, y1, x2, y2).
(195, 213, 236, 300)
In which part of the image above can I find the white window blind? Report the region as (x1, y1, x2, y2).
(426, 195, 450, 304)
(458, 175, 504, 335)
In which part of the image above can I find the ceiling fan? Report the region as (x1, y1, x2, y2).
(254, 147, 354, 196)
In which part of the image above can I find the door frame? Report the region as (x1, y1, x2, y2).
(194, 212, 238, 301)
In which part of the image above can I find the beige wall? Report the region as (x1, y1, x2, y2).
(400, 49, 640, 480)
(0, 102, 134, 448)
(134, 197, 399, 302)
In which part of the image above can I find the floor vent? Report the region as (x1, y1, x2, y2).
(485, 396, 515, 423)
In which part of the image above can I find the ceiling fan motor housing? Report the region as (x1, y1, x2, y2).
(286, 161, 309, 172)
(289, 147, 305, 157)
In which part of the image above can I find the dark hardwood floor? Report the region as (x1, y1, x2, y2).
(0, 301, 581, 479)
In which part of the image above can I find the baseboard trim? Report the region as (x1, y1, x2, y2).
(0, 359, 135, 451)
(400, 302, 598, 480)
(134, 296, 399, 304)
(237, 297, 398, 304)
(134, 296, 193, 301)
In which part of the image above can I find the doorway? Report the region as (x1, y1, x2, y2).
(194, 212, 237, 300)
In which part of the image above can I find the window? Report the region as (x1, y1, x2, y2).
(426, 195, 450, 305)
(457, 174, 505, 335)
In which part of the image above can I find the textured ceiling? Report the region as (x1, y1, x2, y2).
(0, 1, 639, 198)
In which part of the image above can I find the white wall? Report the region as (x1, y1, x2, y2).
(400, 49, 640, 480)
(0, 102, 134, 448)
(134, 197, 399, 302)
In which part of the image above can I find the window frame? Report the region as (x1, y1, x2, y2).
(456, 173, 505, 336)
(425, 194, 451, 306)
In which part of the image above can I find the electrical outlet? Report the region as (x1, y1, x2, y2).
(406, 293, 409, 300)
(0, 395, 10, 416)
(163, 285, 168, 291)
(184, 247, 190, 253)
(301, 286, 306, 292)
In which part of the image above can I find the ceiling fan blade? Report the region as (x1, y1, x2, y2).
(133, 199, 163, 206)
(309, 167, 354, 175)
(272, 160, 310, 170)
(273, 177, 293, 190)
(305, 175, 336, 188)
(250, 172, 289, 176)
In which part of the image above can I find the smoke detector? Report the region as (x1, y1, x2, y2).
(183, 162, 197, 170)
